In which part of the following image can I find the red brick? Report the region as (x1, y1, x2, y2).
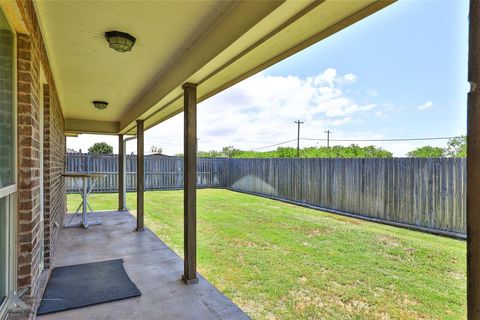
(18, 264, 31, 275)
(17, 275, 32, 288)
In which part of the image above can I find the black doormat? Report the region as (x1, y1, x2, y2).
(37, 259, 141, 315)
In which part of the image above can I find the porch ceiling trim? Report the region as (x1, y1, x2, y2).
(0, 0, 28, 34)
(65, 119, 119, 135)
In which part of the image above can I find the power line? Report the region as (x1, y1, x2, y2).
(250, 139, 297, 151)
(249, 135, 462, 152)
(301, 136, 461, 142)
(240, 115, 463, 142)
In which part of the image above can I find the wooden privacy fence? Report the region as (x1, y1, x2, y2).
(66, 153, 225, 192)
(66, 154, 466, 236)
(224, 158, 466, 236)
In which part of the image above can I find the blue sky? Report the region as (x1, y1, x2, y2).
(265, 0, 468, 140)
(69, 0, 470, 156)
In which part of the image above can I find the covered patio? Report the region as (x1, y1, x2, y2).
(37, 211, 248, 320)
(30, 0, 396, 296)
(1, 0, 480, 319)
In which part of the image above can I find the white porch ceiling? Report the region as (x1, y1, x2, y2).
(34, 0, 394, 135)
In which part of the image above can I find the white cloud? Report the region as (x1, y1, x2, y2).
(343, 73, 357, 83)
(313, 68, 338, 87)
(67, 68, 394, 155)
(418, 101, 434, 110)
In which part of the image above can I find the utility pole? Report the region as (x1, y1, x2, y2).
(324, 130, 332, 148)
(294, 120, 304, 157)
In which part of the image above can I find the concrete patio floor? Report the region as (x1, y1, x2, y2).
(36, 211, 249, 320)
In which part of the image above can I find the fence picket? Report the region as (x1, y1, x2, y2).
(223, 157, 466, 235)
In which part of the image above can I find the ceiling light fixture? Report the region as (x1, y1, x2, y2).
(93, 101, 108, 110)
(105, 31, 136, 53)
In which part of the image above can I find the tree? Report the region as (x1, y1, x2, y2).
(150, 145, 163, 154)
(198, 150, 223, 158)
(88, 142, 113, 154)
(299, 144, 392, 158)
(407, 146, 445, 158)
(221, 146, 242, 158)
(210, 144, 393, 159)
(444, 135, 466, 157)
(277, 147, 297, 158)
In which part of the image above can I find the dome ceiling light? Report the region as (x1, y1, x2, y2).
(92, 101, 108, 110)
(105, 31, 136, 53)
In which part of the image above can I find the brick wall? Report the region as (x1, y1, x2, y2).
(42, 85, 65, 268)
(15, 0, 66, 303)
(17, 33, 42, 295)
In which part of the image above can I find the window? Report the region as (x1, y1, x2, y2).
(0, 6, 15, 317)
(0, 8, 14, 189)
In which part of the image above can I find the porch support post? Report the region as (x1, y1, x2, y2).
(182, 83, 198, 284)
(467, 0, 480, 318)
(118, 134, 125, 211)
(136, 120, 145, 232)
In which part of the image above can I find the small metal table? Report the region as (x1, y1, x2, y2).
(63, 173, 105, 228)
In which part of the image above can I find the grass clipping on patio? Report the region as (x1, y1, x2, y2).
(68, 189, 466, 320)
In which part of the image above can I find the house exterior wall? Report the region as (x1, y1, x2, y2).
(42, 85, 65, 268)
(16, 32, 42, 297)
(14, 0, 66, 307)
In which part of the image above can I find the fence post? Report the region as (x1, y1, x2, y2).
(118, 135, 125, 211)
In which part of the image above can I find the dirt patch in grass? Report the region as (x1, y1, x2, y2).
(448, 270, 466, 280)
(332, 215, 363, 225)
(377, 235, 401, 247)
(307, 228, 331, 238)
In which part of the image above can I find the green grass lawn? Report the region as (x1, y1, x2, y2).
(68, 189, 466, 320)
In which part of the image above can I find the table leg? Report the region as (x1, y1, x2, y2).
(65, 177, 83, 227)
(84, 177, 102, 226)
(82, 176, 88, 228)
(74, 177, 84, 213)
(64, 175, 102, 228)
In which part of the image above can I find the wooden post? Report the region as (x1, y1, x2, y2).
(136, 120, 145, 232)
(468, 1, 480, 318)
(182, 83, 198, 284)
(118, 134, 125, 211)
